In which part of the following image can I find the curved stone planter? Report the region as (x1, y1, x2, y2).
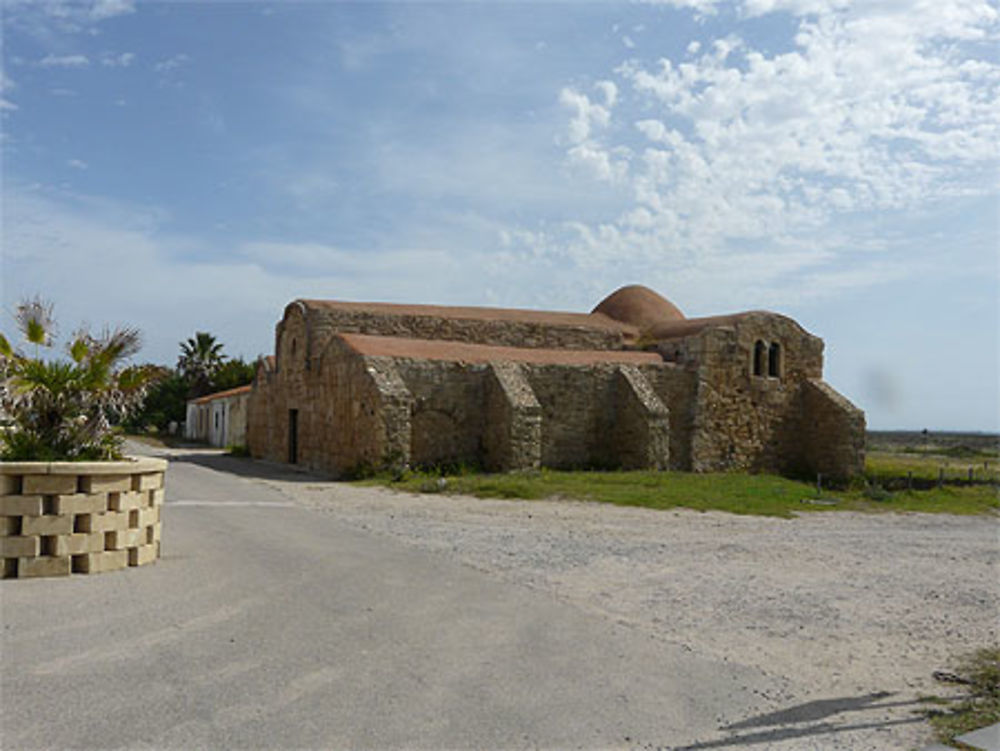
(0, 457, 166, 579)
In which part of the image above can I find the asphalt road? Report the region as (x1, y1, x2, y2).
(2, 447, 777, 750)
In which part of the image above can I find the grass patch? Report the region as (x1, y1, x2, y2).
(924, 647, 1000, 747)
(867, 450, 999, 484)
(358, 466, 998, 517)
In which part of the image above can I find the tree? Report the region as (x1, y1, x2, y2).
(210, 357, 257, 392)
(0, 297, 155, 461)
(177, 331, 225, 397)
(123, 367, 187, 432)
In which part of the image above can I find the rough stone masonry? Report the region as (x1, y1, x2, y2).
(247, 285, 865, 479)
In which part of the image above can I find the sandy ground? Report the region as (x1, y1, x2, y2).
(245, 474, 999, 750)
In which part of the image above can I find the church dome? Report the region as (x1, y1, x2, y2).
(591, 285, 685, 331)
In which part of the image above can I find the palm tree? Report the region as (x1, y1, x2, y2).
(177, 331, 226, 397)
(0, 297, 155, 461)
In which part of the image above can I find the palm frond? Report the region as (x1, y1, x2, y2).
(15, 297, 56, 347)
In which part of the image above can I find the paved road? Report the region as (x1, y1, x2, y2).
(2, 447, 777, 749)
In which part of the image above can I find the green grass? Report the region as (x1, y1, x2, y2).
(358, 464, 998, 517)
(867, 450, 999, 484)
(924, 647, 1000, 747)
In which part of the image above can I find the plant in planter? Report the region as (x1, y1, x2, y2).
(0, 297, 155, 461)
(1, 298, 167, 578)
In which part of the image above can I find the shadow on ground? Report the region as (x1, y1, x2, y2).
(672, 692, 927, 749)
(168, 451, 333, 484)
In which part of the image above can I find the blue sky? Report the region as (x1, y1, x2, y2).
(2, 0, 998, 431)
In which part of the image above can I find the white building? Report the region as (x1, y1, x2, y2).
(184, 385, 251, 448)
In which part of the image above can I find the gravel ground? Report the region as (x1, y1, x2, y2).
(135, 437, 995, 751)
(249, 475, 999, 750)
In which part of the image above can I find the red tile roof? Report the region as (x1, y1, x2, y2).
(192, 384, 252, 404)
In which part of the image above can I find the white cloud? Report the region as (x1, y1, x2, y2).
(595, 79, 618, 107)
(559, 82, 629, 184)
(67, 158, 88, 170)
(154, 54, 190, 74)
(89, 0, 135, 20)
(532, 0, 1000, 305)
(0, 69, 16, 111)
(639, 0, 722, 13)
(39, 54, 90, 68)
(101, 52, 135, 67)
(558, 87, 610, 145)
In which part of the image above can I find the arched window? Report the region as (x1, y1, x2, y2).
(753, 340, 766, 376)
(768, 342, 782, 378)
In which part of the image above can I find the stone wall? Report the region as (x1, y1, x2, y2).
(394, 360, 488, 469)
(682, 314, 826, 473)
(0, 458, 165, 578)
(798, 379, 866, 481)
(280, 304, 628, 366)
(483, 363, 542, 471)
(614, 366, 670, 470)
(640, 364, 697, 471)
(248, 303, 864, 480)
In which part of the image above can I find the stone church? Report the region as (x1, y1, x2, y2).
(247, 285, 865, 479)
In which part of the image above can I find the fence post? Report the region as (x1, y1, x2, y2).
(816, 472, 822, 496)
(907, 471, 913, 491)
(968, 467, 974, 484)
(938, 467, 944, 489)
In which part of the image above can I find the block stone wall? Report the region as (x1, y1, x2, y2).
(248, 296, 866, 479)
(0, 458, 165, 578)
(798, 379, 867, 480)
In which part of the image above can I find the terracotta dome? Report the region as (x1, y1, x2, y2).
(591, 285, 685, 332)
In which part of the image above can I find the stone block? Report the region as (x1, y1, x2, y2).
(22, 475, 78, 495)
(150, 489, 165, 506)
(78, 511, 131, 534)
(132, 473, 163, 492)
(148, 522, 162, 544)
(106, 528, 145, 550)
(79, 474, 131, 494)
(54, 493, 108, 515)
(0, 495, 43, 517)
(0, 475, 19, 495)
(52, 532, 105, 556)
(133, 506, 159, 528)
(0, 536, 40, 558)
(128, 543, 158, 566)
(73, 549, 128, 574)
(21, 514, 74, 536)
(19, 555, 71, 578)
(0, 517, 19, 536)
(108, 491, 146, 512)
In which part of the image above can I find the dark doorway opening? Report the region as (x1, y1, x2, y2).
(288, 409, 299, 464)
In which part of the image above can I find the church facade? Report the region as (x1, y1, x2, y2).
(247, 286, 865, 479)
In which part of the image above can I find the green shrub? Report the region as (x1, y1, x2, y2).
(0, 297, 155, 461)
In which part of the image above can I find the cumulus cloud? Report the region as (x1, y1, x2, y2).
(154, 54, 191, 74)
(101, 52, 135, 67)
(39, 54, 90, 68)
(533, 0, 1000, 306)
(67, 158, 88, 170)
(4, 0, 133, 35)
(89, 0, 135, 20)
(559, 82, 629, 183)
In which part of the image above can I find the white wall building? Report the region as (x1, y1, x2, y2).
(184, 385, 251, 448)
